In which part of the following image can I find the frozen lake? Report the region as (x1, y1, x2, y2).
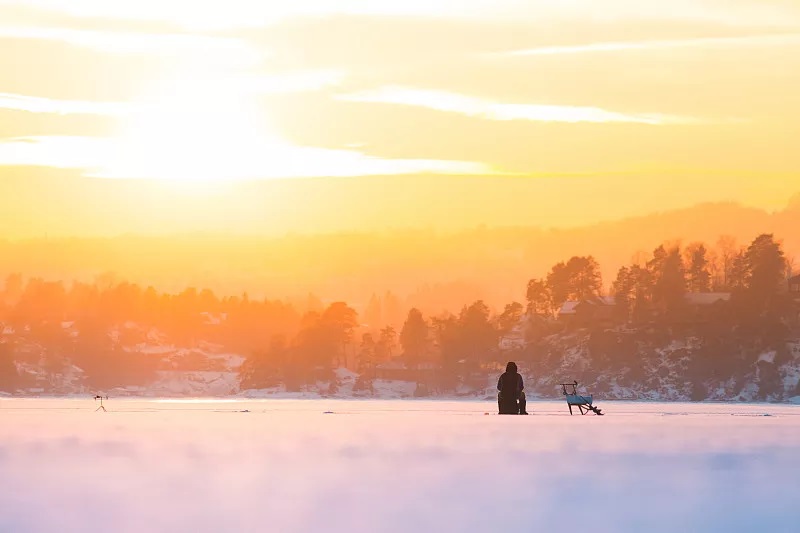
(1, 399, 798, 532)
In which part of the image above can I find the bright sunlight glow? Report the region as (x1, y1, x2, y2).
(95, 78, 487, 182)
(104, 79, 280, 182)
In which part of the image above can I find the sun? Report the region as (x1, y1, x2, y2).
(99, 75, 486, 183)
(103, 78, 288, 182)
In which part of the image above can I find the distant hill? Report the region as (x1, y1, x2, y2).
(1, 180, 798, 319)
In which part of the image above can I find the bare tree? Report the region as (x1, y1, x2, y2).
(715, 235, 739, 290)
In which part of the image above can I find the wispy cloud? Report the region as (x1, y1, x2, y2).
(0, 135, 491, 179)
(501, 32, 800, 57)
(0, 26, 261, 65)
(0, 136, 111, 169)
(0, 0, 505, 30)
(4, 0, 800, 30)
(0, 71, 343, 117)
(337, 86, 694, 125)
(0, 93, 133, 116)
(0, 26, 242, 53)
(150, 70, 346, 96)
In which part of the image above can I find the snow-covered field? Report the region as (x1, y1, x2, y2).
(1, 399, 798, 532)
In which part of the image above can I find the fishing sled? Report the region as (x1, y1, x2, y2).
(560, 381, 603, 415)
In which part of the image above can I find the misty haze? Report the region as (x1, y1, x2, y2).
(2, 0, 800, 532)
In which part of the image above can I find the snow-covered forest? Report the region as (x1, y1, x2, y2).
(2, 233, 799, 402)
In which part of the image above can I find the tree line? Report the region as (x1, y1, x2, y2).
(1, 233, 796, 393)
(0, 276, 301, 390)
(525, 234, 793, 320)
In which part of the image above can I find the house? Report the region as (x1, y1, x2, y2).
(374, 360, 437, 382)
(498, 317, 527, 350)
(374, 360, 410, 381)
(558, 296, 617, 329)
(788, 275, 800, 330)
(499, 335, 526, 351)
(558, 301, 581, 320)
(684, 292, 731, 306)
(682, 292, 732, 324)
(789, 274, 800, 298)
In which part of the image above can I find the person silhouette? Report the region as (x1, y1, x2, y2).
(497, 361, 528, 415)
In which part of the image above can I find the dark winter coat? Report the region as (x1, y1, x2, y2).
(497, 366, 524, 400)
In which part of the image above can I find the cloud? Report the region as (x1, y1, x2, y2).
(501, 32, 800, 57)
(0, 26, 262, 66)
(3, 0, 799, 30)
(0, 0, 499, 30)
(0, 92, 133, 116)
(0, 135, 490, 179)
(337, 86, 695, 125)
(155, 70, 346, 96)
(0, 71, 342, 118)
(0, 136, 111, 168)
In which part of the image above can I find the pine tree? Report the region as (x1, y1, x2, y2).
(648, 245, 686, 317)
(545, 256, 602, 309)
(745, 234, 786, 298)
(377, 326, 397, 360)
(612, 266, 633, 322)
(496, 302, 524, 343)
(686, 243, 712, 293)
(525, 278, 551, 316)
(458, 301, 497, 370)
(715, 236, 739, 290)
(400, 308, 429, 368)
(358, 333, 376, 373)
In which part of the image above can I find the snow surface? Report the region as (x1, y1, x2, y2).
(1, 400, 798, 533)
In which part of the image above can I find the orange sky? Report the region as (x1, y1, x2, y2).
(1, 0, 800, 236)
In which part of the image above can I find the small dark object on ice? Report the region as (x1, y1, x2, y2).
(323, 411, 334, 414)
(93, 395, 108, 412)
(560, 381, 603, 415)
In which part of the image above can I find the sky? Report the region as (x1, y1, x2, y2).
(1, 0, 800, 234)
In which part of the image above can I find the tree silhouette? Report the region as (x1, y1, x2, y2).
(546, 256, 602, 309)
(546, 262, 571, 308)
(744, 234, 786, 299)
(612, 266, 634, 322)
(72, 318, 156, 389)
(525, 278, 551, 316)
(400, 308, 429, 368)
(616, 264, 654, 323)
(430, 313, 461, 390)
(358, 333, 377, 374)
(631, 265, 654, 321)
(496, 302, 524, 343)
(294, 311, 333, 374)
(686, 243, 711, 293)
(320, 302, 358, 367)
(715, 235, 739, 289)
(239, 334, 288, 389)
(458, 300, 496, 370)
(648, 245, 686, 316)
(569, 256, 603, 300)
(293, 303, 358, 371)
(729, 250, 749, 291)
(377, 326, 397, 360)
